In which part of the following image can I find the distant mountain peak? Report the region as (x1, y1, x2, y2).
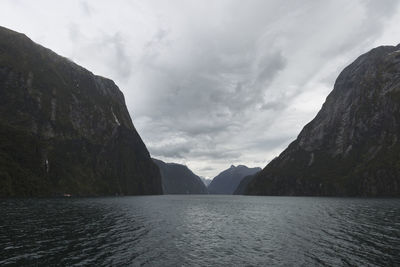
(208, 165, 261, 194)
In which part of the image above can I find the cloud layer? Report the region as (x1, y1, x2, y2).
(1, 0, 400, 177)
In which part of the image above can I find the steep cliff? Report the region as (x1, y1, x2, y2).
(0, 26, 162, 196)
(208, 165, 261, 194)
(153, 159, 208, 194)
(245, 44, 400, 196)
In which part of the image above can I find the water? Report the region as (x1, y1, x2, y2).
(1, 195, 399, 266)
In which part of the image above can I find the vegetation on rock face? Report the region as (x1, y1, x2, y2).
(208, 165, 261, 194)
(244, 44, 400, 196)
(153, 159, 208, 194)
(0, 26, 162, 196)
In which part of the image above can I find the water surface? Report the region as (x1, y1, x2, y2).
(1, 195, 399, 266)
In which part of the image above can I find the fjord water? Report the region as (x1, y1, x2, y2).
(1, 196, 399, 266)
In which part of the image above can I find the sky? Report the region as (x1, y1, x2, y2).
(1, 0, 400, 178)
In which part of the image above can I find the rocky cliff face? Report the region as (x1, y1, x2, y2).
(208, 165, 261, 194)
(245, 44, 400, 196)
(0, 26, 162, 196)
(153, 159, 208, 194)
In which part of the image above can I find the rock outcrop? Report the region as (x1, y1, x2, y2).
(245, 44, 400, 196)
(0, 26, 162, 196)
(153, 159, 208, 194)
(208, 165, 261, 194)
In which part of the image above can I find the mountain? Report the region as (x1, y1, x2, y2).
(0, 26, 162, 197)
(208, 165, 261, 194)
(233, 174, 258, 195)
(153, 159, 208, 194)
(200, 177, 212, 187)
(244, 44, 400, 197)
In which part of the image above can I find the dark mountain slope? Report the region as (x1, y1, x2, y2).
(233, 174, 258, 195)
(208, 165, 261, 194)
(153, 159, 208, 194)
(245, 44, 400, 196)
(0, 26, 162, 196)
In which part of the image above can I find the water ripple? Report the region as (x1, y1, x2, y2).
(1, 196, 400, 266)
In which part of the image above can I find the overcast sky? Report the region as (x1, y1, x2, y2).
(1, 0, 400, 178)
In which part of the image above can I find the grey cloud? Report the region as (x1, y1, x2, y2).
(68, 23, 80, 42)
(101, 33, 132, 79)
(147, 132, 241, 161)
(199, 166, 215, 171)
(246, 136, 294, 152)
(130, 0, 400, 177)
(188, 149, 242, 161)
(145, 28, 169, 48)
(322, 0, 399, 58)
(149, 142, 191, 158)
(70, 30, 133, 80)
(260, 101, 287, 111)
(256, 51, 287, 85)
(80, 1, 92, 16)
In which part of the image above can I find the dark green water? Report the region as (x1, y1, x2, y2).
(1, 195, 399, 266)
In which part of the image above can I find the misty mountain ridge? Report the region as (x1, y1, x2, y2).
(153, 158, 208, 194)
(208, 165, 261, 194)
